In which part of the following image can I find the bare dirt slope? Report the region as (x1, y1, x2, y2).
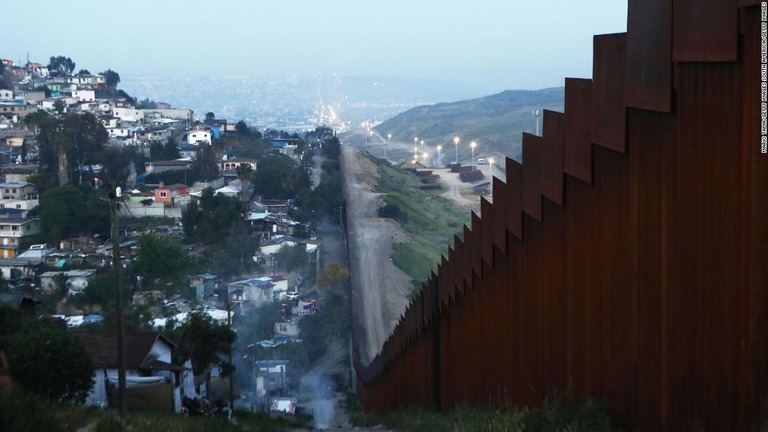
(341, 144, 411, 365)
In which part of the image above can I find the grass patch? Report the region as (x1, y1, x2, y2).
(348, 395, 624, 432)
(368, 153, 472, 292)
(1, 386, 312, 432)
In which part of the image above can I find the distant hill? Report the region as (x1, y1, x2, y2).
(374, 87, 564, 162)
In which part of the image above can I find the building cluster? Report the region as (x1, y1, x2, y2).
(0, 59, 324, 414)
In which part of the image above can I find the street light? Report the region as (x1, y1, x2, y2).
(489, 157, 495, 198)
(436, 145, 442, 167)
(453, 136, 459, 164)
(414, 137, 418, 149)
(420, 140, 424, 152)
(423, 152, 428, 163)
(532, 110, 541, 135)
(414, 146, 418, 160)
(470, 141, 477, 169)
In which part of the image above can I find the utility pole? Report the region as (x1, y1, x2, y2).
(109, 186, 127, 416)
(227, 295, 234, 414)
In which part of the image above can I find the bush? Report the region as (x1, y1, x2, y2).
(378, 202, 408, 223)
(0, 391, 65, 432)
(8, 324, 94, 404)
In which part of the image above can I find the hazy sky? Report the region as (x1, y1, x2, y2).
(2, 0, 627, 93)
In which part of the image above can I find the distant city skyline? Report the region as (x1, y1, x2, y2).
(2, 1, 627, 94)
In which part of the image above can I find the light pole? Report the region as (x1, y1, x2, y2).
(532, 110, 541, 135)
(436, 145, 442, 167)
(414, 146, 418, 160)
(489, 157, 495, 198)
(470, 141, 477, 169)
(420, 140, 424, 153)
(423, 152, 428, 163)
(414, 137, 418, 150)
(453, 136, 459, 164)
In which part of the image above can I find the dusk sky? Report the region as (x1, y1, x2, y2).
(3, 0, 627, 93)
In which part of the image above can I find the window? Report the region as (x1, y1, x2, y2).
(160, 191, 168, 198)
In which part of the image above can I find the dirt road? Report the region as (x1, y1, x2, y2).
(340, 141, 411, 365)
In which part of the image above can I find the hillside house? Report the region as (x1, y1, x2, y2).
(220, 158, 258, 172)
(136, 126, 174, 144)
(0, 259, 42, 281)
(227, 277, 275, 308)
(274, 320, 300, 339)
(182, 130, 211, 145)
(72, 330, 186, 412)
(112, 107, 144, 123)
(189, 273, 217, 301)
(0, 182, 36, 200)
(0, 216, 40, 258)
(154, 183, 187, 206)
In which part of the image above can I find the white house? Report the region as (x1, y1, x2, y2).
(73, 330, 186, 412)
(113, 107, 144, 123)
(227, 277, 275, 307)
(182, 130, 211, 145)
(107, 127, 131, 138)
(72, 89, 95, 102)
(0, 90, 13, 101)
(67, 74, 106, 86)
(274, 320, 300, 339)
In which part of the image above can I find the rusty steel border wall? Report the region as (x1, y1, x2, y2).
(353, 2, 767, 431)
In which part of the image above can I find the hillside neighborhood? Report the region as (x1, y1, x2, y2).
(0, 56, 349, 421)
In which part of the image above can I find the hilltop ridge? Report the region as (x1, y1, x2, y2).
(375, 87, 564, 162)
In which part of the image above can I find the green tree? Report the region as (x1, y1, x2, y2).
(209, 226, 258, 278)
(190, 144, 219, 181)
(298, 288, 348, 362)
(62, 112, 108, 185)
(162, 137, 180, 160)
(252, 154, 309, 199)
(321, 136, 341, 160)
(47, 55, 76, 77)
(101, 69, 120, 88)
(235, 163, 253, 201)
(77, 69, 90, 75)
(181, 200, 202, 238)
(235, 120, 251, 137)
(98, 146, 132, 186)
(40, 185, 110, 243)
(317, 262, 349, 289)
(53, 99, 66, 114)
(165, 311, 235, 378)
(8, 323, 94, 403)
(40, 185, 85, 242)
(134, 233, 184, 280)
(205, 112, 215, 123)
(149, 141, 163, 160)
(273, 243, 309, 273)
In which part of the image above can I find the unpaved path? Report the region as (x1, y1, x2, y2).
(340, 141, 411, 365)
